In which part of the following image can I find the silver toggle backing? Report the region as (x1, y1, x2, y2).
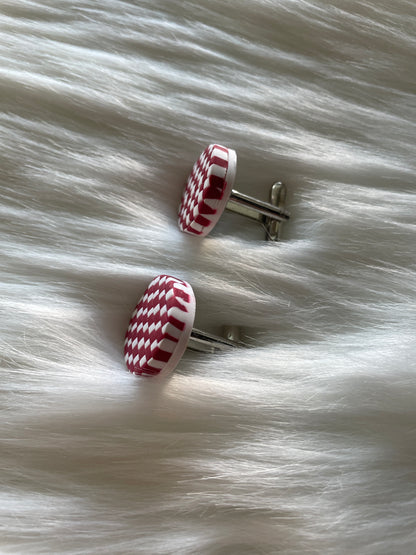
(188, 328, 241, 354)
(226, 182, 290, 241)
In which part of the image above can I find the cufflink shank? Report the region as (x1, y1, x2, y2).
(178, 144, 290, 240)
(124, 275, 240, 377)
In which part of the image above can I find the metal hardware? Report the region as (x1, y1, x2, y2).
(187, 328, 241, 353)
(264, 182, 287, 241)
(226, 182, 289, 241)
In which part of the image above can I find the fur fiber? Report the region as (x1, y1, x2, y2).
(1, 1, 415, 553)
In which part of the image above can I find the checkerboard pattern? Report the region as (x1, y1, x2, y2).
(124, 275, 195, 376)
(178, 144, 236, 236)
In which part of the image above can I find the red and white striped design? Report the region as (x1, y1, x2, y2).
(178, 144, 237, 237)
(124, 275, 196, 376)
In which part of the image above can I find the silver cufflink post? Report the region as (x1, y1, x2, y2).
(187, 325, 242, 354)
(226, 182, 289, 241)
(178, 144, 290, 241)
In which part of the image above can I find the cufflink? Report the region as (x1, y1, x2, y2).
(124, 274, 241, 377)
(178, 144, 290, 241)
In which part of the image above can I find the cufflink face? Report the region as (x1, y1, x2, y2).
(178, 144, 237, 237)
(124, 275, 196, 376)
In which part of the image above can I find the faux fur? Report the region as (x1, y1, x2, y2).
(1, 1, 415, 553)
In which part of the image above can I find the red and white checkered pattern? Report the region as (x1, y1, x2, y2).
(178, 144, 237, 237)
(124, 275, 196, 376)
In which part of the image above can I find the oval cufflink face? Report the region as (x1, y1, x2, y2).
(178, 144, 237, 237)
(124, 275, 196, 376)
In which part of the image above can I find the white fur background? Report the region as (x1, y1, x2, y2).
(1, 1, 415, 554)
